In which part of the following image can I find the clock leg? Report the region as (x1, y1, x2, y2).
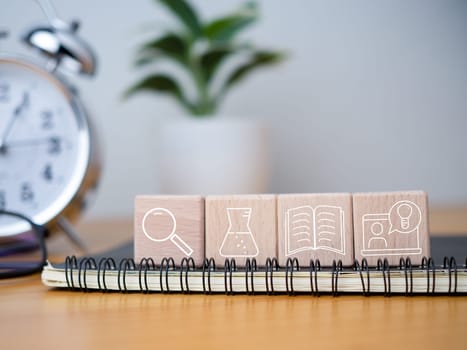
(57, 217, 88, 252)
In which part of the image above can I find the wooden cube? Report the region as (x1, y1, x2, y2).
(353, 191, 430, 266)
(277, 193, 354, 267)
(205, 195, 276, 266)
(134, 195, 204, 266)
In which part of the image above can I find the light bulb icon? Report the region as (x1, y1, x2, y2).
(397, 203, 413, 230)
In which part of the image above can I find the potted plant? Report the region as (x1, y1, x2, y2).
(126, 0, 285, 194)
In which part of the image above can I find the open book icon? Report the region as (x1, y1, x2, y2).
(285, 205, 346, 256)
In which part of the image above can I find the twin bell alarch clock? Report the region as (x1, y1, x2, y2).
(0, 1, 100, 245)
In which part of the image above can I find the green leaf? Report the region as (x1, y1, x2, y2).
(157, 0, 202, 38)
(125, 74, 193, 111)
(136, 33, 188, 66)
(199, 47, 235, 83)
(133, 55, 157, 67)
(204, 2, 258, 42)
(221, 51, 284, 94)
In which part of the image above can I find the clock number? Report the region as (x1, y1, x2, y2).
(43, 163, 53, 181)
(48, 137, 61, 155)
(0, 82, 9, 102)
(0, 191, 5, 209)
(21, 183, 34, 202)
(41, 110, 54, 129)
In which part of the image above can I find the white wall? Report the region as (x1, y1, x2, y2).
(2, 0, 467, 218)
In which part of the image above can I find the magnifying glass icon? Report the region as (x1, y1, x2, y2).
(142, 208, 194, 257)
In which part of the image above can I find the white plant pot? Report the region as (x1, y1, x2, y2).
(157, 118, 270, 195)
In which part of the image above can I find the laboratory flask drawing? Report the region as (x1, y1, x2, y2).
(219, 208, 259, 257)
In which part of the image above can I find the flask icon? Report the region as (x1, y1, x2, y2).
(219, 208, 259, 257)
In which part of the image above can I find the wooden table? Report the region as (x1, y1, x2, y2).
(1, 217, 467, 350)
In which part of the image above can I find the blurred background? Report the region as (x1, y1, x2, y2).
(2, 0, 466, 220)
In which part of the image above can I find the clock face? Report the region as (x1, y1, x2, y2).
(0, 58, 90, 236)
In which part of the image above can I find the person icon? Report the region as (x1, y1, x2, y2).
(367, 221, 388, 249)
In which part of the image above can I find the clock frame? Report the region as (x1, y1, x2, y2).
(0, 56, 100, 238)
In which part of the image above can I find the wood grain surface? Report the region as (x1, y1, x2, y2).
(277, 193, 354, 266)
(353, 191, 430, 265)
(205, 195, 276, 266)
(0, 215, 466, 350)
(134, 195, 205, 265)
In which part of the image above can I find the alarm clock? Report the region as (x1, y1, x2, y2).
(0, 2, 100, 242)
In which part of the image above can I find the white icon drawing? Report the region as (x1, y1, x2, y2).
(397, 203, 413, 230)
(219, 208, 259, 258)
(142, 207, 194, 257)
(285, 205, 345, 256)
(361, 200, 422, 257)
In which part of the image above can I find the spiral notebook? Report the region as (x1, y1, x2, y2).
(41, 236, 467, 295)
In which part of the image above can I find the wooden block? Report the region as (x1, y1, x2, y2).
(134, 195, 204, 266)
(205, 195, 276, 266)
(277, 193, 354, 267)
(353, 191, 430, 266)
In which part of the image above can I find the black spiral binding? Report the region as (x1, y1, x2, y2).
(245, 258, 257, 295)
(265, 258, 279, 295)
(309, 259, 321, 296)
(421, 257, 436, 295)
(117, 258, 136, 292)
(160, 257, 175, 293)
(285, 258, 299, 296)
(180, 257, 195, 294)
(65, 255, 78, 290)
(97, 257, 116, 292)
(377, 258, 391, 296)
(443, 257, 458, 294)
(202, 258, 215, 294)
(224, 259, 237, 295)
(354, 258, 370, 296)
(138, 257, 156, 293)
(331, 260, 343, 296)
(78, 257, 97, 292)
(399, 257, 413, 296)
(61, 255, 466, 295)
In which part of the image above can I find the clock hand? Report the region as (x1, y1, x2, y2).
(6, 136, 61, 148)
(0, 92, 30, 148)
